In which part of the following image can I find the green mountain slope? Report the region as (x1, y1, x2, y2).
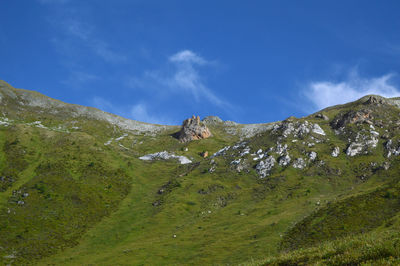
(1, 80, 400, 265)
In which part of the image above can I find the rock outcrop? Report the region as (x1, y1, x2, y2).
(315, 113, 329, 121)
(345, 132, 379, 156)
(331, 109, 373, 129)
(363, 95, 387, 105)
(256, 156, 276, 178)
(177, 115, 212, 143)
(293, 158, 306, 169)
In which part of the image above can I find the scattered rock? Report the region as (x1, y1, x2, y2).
(315, 113, 329, 121)
(273, 120, 326, 139)
(209, 165, 216, 173)
(312, 124, 326, 135)
(177, 115, 211, 143)
(278, 154, 291, 166)
(201, 151, 209, 158)
(231, 159, 241, 165)
(346, 143, 363, 157)
(384, 139, 400, 158)
(292, 158, 306, 169)
(275, 143, 288, 156)
(211, 146, 230, 158)
(331, 147, 340, 157)
(346, 132, 379, 157)
(309, 151, 317, 161)
(231, 159, 248, 172)
(239, 146, 251, 156)
(382, 161, 391, 170)
(139, 151, 192, 164)
(256, 156, 276, 178)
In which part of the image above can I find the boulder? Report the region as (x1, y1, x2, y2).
(278, 154, 291, 166)
(331, 146, 340, 157)
(177, 115, 212, 143)
(256, 156, 276, 178)
(293, 158, 306, 169)
(312, 124, 326, 135)
(309, 151, 317, 161)
(202, 116, 223, 124)
(201, 151, 209, 158)
(315, 113, 329, 121)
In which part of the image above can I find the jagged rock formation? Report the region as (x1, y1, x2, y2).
(177, 115, 212, 143)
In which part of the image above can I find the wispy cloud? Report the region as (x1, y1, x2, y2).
(169, 50, 207, 65)
(68, 71, 98, 82)
(303, 70, 400, 111)
(91, 97, 175, 125)
(130, 103, 174, 125)
(60, 18, 126, 63)
(127, 49, 229, 109)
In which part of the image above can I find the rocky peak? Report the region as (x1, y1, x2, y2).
(363, 95, 387, 106)
(177, 115, 212, 143)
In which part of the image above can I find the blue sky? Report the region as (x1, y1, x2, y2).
(1, 0, 400, 125)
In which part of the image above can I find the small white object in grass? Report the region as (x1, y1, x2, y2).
(312, 124, 326, 136)
(173, 234, 176, 238)
(208, 210, 211, 214)
(115, 133, 128, 141)
(104, 138, 113, 145)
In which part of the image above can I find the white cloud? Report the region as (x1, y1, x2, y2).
(91, 97, 174, 125)
(61, 71, 99, 88)
(60, 18, 126, 63)
(128, 50, 228, 109)
(92, 96, 114, 111)
(130, 103, 173, 125)
(304, 72, 400, 111)
(169, 50, 207, 65)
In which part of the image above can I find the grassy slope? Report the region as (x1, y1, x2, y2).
(1, 81, 400, 264)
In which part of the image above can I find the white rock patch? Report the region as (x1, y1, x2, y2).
(331, 147, 340, 157)
(312, 124, 326, 135)
(139, 151, 192, 164)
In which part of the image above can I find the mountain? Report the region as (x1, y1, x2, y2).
(1, 80, 400, 265)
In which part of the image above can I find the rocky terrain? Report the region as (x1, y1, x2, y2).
(1, 80, 400, 265)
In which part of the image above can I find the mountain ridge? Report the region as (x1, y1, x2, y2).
(1, 80, 400, 265)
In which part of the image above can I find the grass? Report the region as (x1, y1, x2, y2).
(1, 81, 400, 264)
(250, 222, 400, 265)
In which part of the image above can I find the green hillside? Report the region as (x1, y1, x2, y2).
(1, 80, 400, 265)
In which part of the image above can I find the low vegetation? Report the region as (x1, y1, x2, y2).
(0, 81, 400, 265)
